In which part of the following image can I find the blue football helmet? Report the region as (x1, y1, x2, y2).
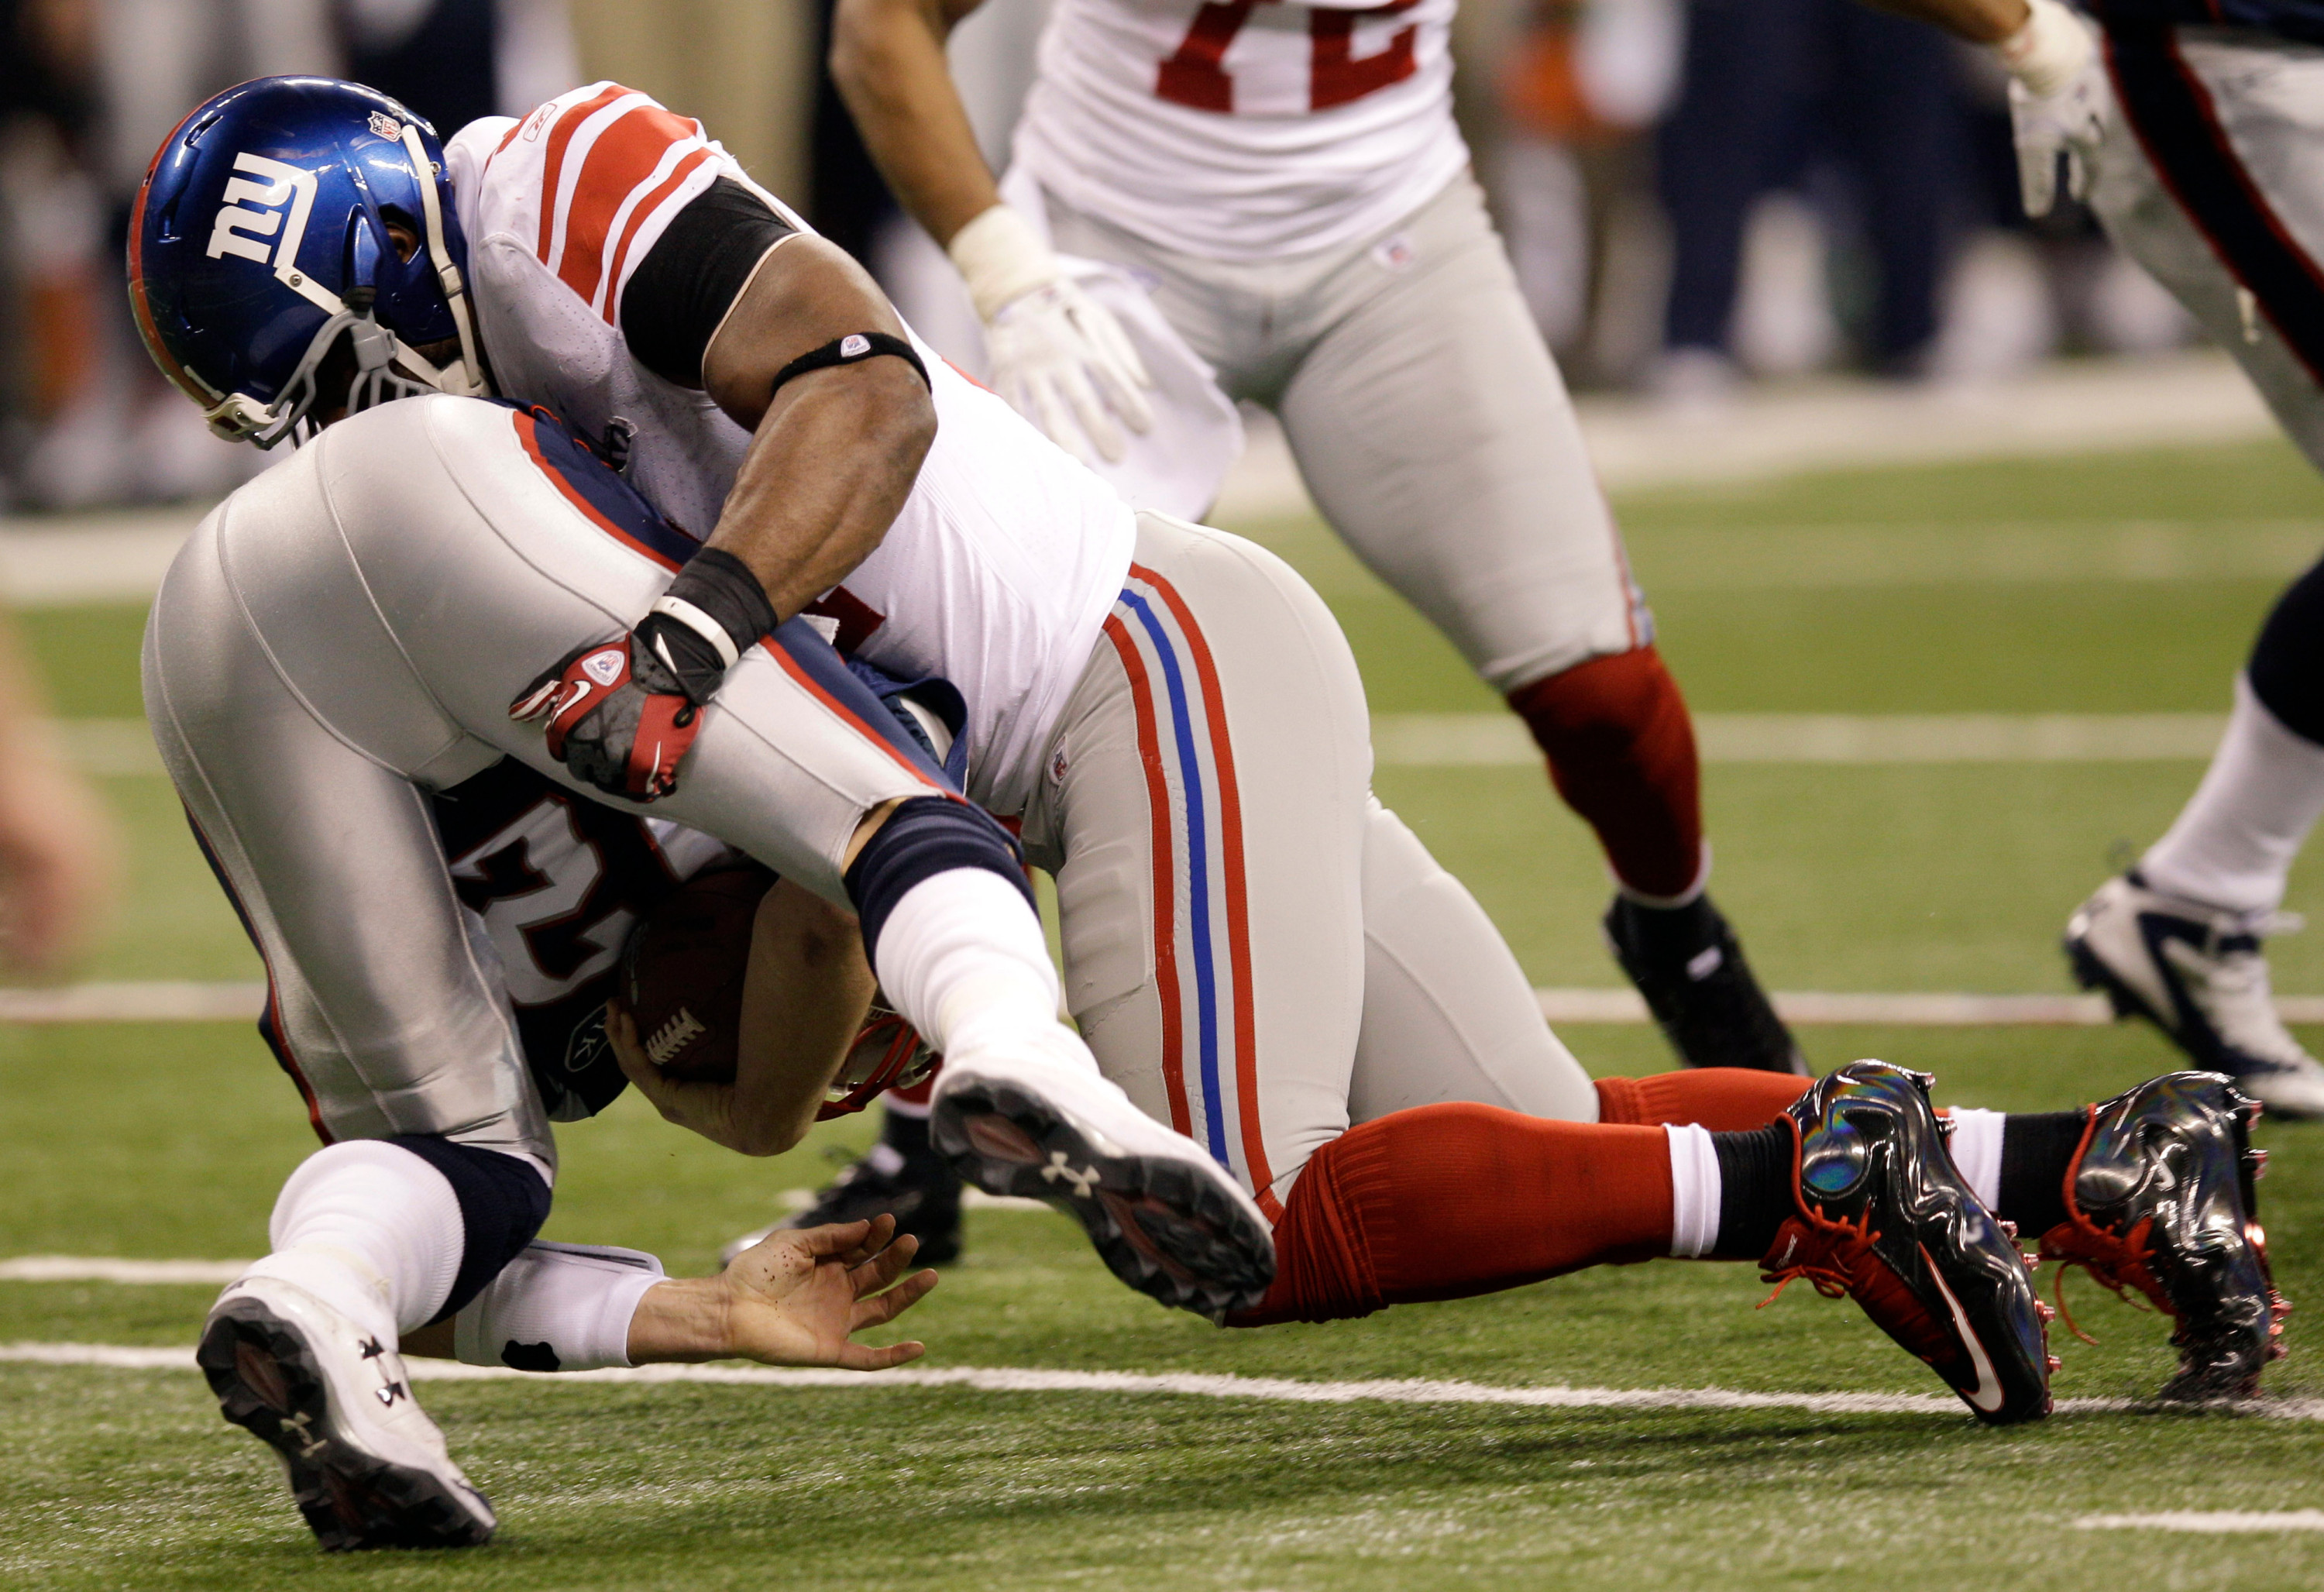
(129, 76, 488, 449)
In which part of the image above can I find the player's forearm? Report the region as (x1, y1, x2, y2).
(727, 880, 878, 1155)
(1851, 0, 2027, 43)
(830, 0, 1002, 248)
(703, 359, 935, 622)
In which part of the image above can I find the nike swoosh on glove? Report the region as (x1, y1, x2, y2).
(510, 634, 702, 800)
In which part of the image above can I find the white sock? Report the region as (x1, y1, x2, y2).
(1664, 1124, 1720, 1258)
(452, 1242, 666, 1372)
(238, 1140, 464, 1341)
(1946, 1108, 2006, 1212)
(2140, 675, 2324, 915)
(871, 869, 1082, 1068)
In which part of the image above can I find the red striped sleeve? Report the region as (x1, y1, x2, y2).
(555, 103, 706, 310)
(534, 83, 631, 263)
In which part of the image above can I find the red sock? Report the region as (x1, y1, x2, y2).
(1595, 1070, 1811, 1132)
(1507, 646, 1703, 899)
(1229, 1105, 1674, 1326)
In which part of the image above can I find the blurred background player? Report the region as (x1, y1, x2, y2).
(829, 0, 1807, 1083)
(1872, 0, 2324, 1118)
(0, 604, 112, 974)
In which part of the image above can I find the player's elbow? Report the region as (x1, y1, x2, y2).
(734, 1115, 812, 1158)
(829, 0, 906, 112)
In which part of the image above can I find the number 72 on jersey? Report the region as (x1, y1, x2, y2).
(1156, 0, 1426, 114)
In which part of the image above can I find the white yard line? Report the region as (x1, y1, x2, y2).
(50, 713, 2238, 779)
(0, 1257, 251, 1284)
(1373, 712, 2229, 768)
(2075, 1512, 2324, 1533)
(0, 982, 267, 1022)
(15, 982, 2313, 1026)
(1213, 351, 2276, 521)
(5, 1341, 2320, 1423)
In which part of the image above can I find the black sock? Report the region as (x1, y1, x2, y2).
(1709, 1122, 1793, 1260)
(1995, 1109, 2088, 1236)
(882, 1105, 935, 1166)
(1616, 894, 1719, 965)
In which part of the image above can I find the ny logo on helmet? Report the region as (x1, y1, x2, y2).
(206, 152, 318, 273)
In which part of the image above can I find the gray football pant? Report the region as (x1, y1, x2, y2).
(143, 398, 938, 1167)
(1040, 173, 1651, 694)
(2091, 29, 2324, 468)
(1023, 512, 1598, 1215)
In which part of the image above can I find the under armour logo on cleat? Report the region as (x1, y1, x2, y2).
(358, 1338, 387, 1359)
(1040, 1152, 1100, 1198)
(375, 1381, 407, 1406)
(279, 1411, 326, 1458)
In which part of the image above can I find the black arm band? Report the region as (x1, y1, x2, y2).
(643, 546, 778, 704)
(770, 332, 930, 398)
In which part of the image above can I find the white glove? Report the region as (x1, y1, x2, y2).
(1998, 0, 2107, 218)
(949, 204, 1155, 464)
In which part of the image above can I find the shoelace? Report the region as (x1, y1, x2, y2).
(1757, 1207, 1883, 1310)
(2040, 1216, 2161, 1346)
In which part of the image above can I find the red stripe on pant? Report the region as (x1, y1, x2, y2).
(1102, 612, 1194, 1139)
(1130, 564, 1274, 1215)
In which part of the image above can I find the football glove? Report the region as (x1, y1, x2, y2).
(949, 204, 1153, 466)
(511, 548, 776, 801)
(1999, 0, 2106, 218)
(509, 628, 704, 801)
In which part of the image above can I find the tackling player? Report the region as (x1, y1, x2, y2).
(1863, 0, 2324, 1119)
(826, 0, 1804, 1090)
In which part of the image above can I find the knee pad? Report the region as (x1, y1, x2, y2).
(844, 794, 1034, 958)
(385, 1135, 553, 1323)
(2247, 557, 2324, 746)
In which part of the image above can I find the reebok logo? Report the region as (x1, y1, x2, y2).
(647, 1007, 706, 1066)
(841, 333, 870, 359)
(206, 152, 318, 273)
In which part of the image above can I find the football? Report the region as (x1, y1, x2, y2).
(618, 866, 775, 1083)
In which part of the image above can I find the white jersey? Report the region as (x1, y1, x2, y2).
(445, 83, 1136, 815)
(1009, 0, 1466, 261)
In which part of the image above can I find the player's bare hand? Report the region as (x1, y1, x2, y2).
(718, 1215, 937, 1370)
(623, 1214, 936, 1370)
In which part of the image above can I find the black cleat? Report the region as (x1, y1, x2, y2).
(722, 1143, 964, 1270)
(1604, 892, 1805, 1074)
(1762, 1061, 2054, 1425)
(930, 1049, 1275, 1320)
(2040, 1071, 2289, 1402)
(198, 1278, 496, 1552)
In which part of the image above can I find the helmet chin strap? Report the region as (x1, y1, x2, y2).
(399, 122, 486, 399)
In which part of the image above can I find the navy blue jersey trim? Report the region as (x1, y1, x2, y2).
(2103, 22, 2324, 384)
(505, 402, 705, 568)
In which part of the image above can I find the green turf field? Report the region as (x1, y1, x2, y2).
(5, 439, 2324, 1588)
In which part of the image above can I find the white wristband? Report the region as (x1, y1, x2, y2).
(947, 204, 1062, 322)
(1995, 0, 2094, 98)
(649, 593, 742, 671)
(452, 1241, 667, 1372)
